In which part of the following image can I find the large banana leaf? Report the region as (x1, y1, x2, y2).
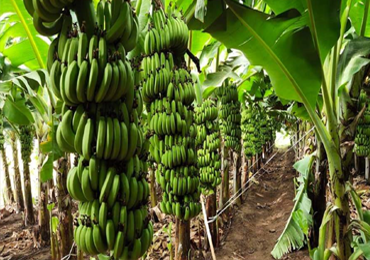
(337, 37, 370, 89)
(205, 0, 322, 109)
(271, 154, 314, 259)
(303, 0, 341, 64)
(0, 0, 48, 69)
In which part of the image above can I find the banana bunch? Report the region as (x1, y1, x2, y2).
(141, 8, 200, 220)
(141, 63, 196, 105)
(144, 8, 189, 56)
(19, 125, 35, 162)
(194, 100, 221, 193)
(97, 0, 138, 52)
(355, 90, 370, 157)
(216, 85, 242, 152)
(41, 0, 154, 258)
(72, 196, 153, 258)
(241, 105, 257, 158)
(49, 28, 134, 105)
(24, 0, 74, 37)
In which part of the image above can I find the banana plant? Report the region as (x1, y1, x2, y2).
(203, 0, 370, 258)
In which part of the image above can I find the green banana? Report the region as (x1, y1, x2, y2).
(82, 118, 94, 160)
(81, 167, 95, 201)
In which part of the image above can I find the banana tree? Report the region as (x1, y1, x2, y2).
(201, 0, 370, 259)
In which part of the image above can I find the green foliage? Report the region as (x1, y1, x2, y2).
(271, 154, 314, 259)
(0, 0, 48, 69)
(206, 0, 323, 109)
(4, 97, 35, 125)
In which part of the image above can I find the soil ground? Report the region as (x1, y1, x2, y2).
(215, 149, 310, 260)
(0, 212, 50, 260)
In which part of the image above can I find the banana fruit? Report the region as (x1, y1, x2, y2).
(50, 2, 153, 259)
(142, 8, 201, 221)
(195, 100, 222, 193)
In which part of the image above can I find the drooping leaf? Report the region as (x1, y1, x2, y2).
(0, 0, 47, 69)
(3, 97, 34, 125)
(271, 154, 314, 259)
(287, 102, 310, 121)
(199, 41, 221, 68)
(203, 66, 240, 88)
(337, 37, 370, 89)
(206, 0, 322, 109)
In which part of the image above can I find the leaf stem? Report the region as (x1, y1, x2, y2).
(10, 0, 45, 69)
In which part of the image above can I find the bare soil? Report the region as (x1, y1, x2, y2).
(0, 211, 50, 260)
(215, 149, 310, 260)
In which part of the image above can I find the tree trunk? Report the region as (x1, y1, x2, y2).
(20, 126, 35, 225)
(11, 132, 24, 212)
(57, 156, 73, 258)
(220, 143, 230, 216)
(38, 177, 50, 244)
(233, 151, 241, 206)
(48, 178, 56, 203)
(1, 148, 14, 204)
(310, 137, 328, 248)
(150, 166, 157, 207)
(37, 141, 50, 245)
(366, 157, 369, 184)
(175, 219, 191, 260)
(205, 193, 218, 248)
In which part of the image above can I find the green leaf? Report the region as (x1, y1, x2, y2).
(0, 81, 13, 93)
(0, 0, 46, 69)
(40, 155, 53, 183)
(97, 255, 111, 260)
(206, 0, 322, 109)
(199, 41, 221, 68)
(359, 242, 370, 258)
(187, 0, 226, 30)
(202, 86, 216, 99)
(195, 0, 206, 22)
(350, 0, 370, 37)
(271, 154, 314, 259)
(190, 30, 212, 55)
(203, 66, 240, 88)
(3, 97, 34, 125)
(337, 37, 370, 88)
(51, 216, 59, 233)
(263, 0, 305, 15)
(47, 202, 55, 211)
(304, 0, 341, 63)
(287, 102, 310, 121)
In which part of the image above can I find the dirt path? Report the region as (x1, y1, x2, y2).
(215, 149, 310, 260)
